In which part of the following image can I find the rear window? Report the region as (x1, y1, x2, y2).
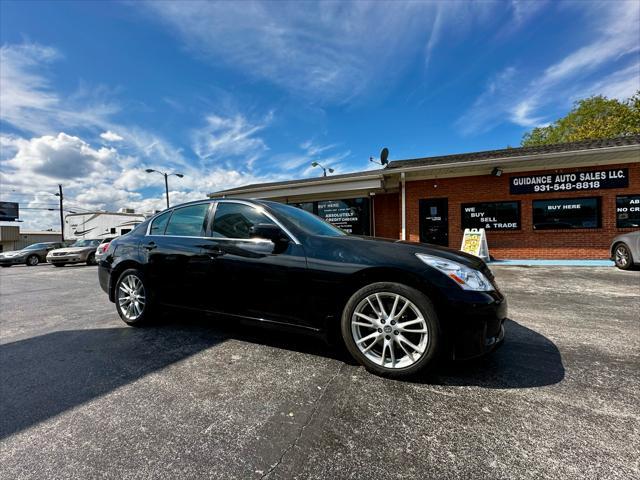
(149, 211, 171, 235)
(165, 204, 210, 237)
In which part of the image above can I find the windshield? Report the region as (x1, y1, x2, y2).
(71, 239, 100, 247)
(23, 243, 49, 250)
(267, 202, 347, 237)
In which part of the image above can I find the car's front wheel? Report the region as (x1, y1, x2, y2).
(341, 282, 439, 378)
(86, 253, 97, 266)
(613, 243, 634, 270)
(26, 255, 40, 266)
(115, 269, 154, 326)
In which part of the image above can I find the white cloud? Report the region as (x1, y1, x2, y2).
(192, 112, 271, 162)
(4, 133, 116, 179)
(457, 1, 640, 135)
(100, 130, 124, 142)
(0, 43, 118, 135)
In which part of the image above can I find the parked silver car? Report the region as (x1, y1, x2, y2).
(610, 231, 640, 270)
(46, 239, 102, 267)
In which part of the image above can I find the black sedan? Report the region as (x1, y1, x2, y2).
(99, 199, 507, 377)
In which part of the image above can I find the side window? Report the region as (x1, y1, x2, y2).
(211, 203, 275, 239)
(165, 204, 210, 237)
(149, 211, 171, 235)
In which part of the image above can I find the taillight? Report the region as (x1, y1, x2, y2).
(99, 242, 110, 254)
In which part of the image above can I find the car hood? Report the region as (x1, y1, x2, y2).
(48, 247, 93, 254)
(331, 235, 488, 271)
(1, 250, 28, 256)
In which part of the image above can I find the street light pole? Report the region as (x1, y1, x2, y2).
(310, 161, 334, 177)
(56, 184, 65, 242)
(163, 172, 170, 209)
(145, 169, 184, 209)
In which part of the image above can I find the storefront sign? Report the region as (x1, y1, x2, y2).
(532, 197, 601, 229)
(510, 168, 628, 194)
(616, 194, 640, 228)
(461, 201, 520, 230)
(293, 197, 371, 235)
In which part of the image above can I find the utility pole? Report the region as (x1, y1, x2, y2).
(56, 184, 65, 242)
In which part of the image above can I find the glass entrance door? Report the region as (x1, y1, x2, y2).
(419, 198, 449, 246)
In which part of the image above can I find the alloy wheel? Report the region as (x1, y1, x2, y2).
(117, 274, 146, 321)
(351, 292, 429, 369)
(615, 245, 629, 267)
(27, 256, 39, 266)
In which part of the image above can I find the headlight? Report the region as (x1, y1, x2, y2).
(416, 253, 494, 291)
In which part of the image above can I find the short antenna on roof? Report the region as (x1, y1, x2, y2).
(370, 147, 389, 167)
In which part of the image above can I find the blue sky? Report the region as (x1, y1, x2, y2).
(1, 0, 639, 230)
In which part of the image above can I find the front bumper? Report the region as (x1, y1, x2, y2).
(0, 256, 26, 265)
(438, 290, 508, 361)
(47, 254, 86, 264)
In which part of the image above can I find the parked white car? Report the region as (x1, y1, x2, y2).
(95, 237, 117, 263)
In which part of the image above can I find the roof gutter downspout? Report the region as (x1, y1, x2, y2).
(401, 172, 406, 241)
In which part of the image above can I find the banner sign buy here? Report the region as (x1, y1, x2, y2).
(510, 168, 628, 194)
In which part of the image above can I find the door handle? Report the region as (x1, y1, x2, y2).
(143, 242, 157, 251)
(206, 247, 224, 258)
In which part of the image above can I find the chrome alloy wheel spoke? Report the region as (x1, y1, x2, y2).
(117, 274, 146, 321)
(351, 292, 429, 369)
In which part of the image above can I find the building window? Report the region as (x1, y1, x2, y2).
(291, 197, 371, 235)
(616, 195, 640, 228)
(110, 227, 116, 234)
(532, 197, 601, 230)
(461, 201, 520, 230)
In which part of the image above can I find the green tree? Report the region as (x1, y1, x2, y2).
(521, 91, 640, 146)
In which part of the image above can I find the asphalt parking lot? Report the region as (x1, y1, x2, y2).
(1, 264, 639, 479)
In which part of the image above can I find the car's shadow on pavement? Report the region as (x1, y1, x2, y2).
(0, 322, 225, 439)
(0, 317, 563, 439)
(415, 319, 566, 389)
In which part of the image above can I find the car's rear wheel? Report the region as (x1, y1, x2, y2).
(341, 282, 439, 378)
(26, 255, 39, 266)
(614, 243, 634, 270)
(115, 269, 154, 326)
(86, 253, 97, 266)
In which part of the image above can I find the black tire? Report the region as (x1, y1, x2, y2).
(26, 255, 40, 267)
(86, 253, 97, 266)
(53, 263, 66, 267)
(613, 243, 634, 270)
(115, 268, 155, 326)
(341, 282, 440, 378)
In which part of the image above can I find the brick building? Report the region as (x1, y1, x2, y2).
(210, 136, 640, 260)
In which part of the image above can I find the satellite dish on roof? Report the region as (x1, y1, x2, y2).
(380, 147, 389, 166)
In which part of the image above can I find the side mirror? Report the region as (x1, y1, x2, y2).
(249, 223, 289, 244)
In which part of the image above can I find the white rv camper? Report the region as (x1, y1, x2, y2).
(64, 210, 148, 240)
